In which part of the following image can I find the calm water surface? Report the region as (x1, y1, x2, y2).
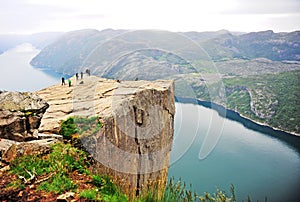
(169, 103, 300, 201)
(1, 44, 299, 201)
(0, 43, 63, 92)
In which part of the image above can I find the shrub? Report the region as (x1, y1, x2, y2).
(59, 117, 78, 139)
(59, 116, 102, 139)
(92, 175, 118, 195)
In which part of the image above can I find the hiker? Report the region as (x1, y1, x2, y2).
(81, 71, 83, 79)
(62, 77, 65, 85)
(86, 68, 90, 76)
(68, 79, 71, 87)
(76, 73, 79, 80)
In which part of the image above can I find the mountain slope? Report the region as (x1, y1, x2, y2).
(30, 29, 127, 74)
(28, 29, 300, 135)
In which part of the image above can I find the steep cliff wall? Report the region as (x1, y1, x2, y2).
(36, 75, 175, 198)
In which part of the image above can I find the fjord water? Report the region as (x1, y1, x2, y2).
(1, 44, 300, 201)
(169, 103, 300, 201)
(0, 43, 61, 92)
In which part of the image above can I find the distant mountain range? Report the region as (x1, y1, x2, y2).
(29, 29, 300, 75)
(2, 28, 300, 134)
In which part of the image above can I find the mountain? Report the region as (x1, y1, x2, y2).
(30, 29, 300, 74)
(30, 29, 128, 74)
(0, 32, 63, 54)
(28, 29, 300, 134)
(195, 30, 300, 61)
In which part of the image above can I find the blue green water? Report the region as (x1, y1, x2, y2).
(169, 103, 300, 201)
(0, 43, 65, 92)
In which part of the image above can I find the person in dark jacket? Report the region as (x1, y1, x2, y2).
(62, 77, 65, 85)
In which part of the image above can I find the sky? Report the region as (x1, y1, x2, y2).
(0, 0, 299, 34)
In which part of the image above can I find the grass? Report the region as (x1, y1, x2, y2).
(38, 173, 76, 194)
(59, 116, 102, 139)
(8, 140, 127, 201)
(7, 140, 242, 201)
(135, 178, 237, 202)
(79, 175, 128, 201)
(79, 189, 99, 200)
(9, 142, 90, 194)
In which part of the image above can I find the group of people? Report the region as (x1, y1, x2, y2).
(61, 68, 91, 87)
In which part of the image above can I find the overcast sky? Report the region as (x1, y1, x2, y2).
(1, 0, 299, 34)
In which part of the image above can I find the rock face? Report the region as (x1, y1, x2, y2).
(0, 91, 49, 141)
(36, 76, 175, 198)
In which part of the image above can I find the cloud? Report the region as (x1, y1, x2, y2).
(222, 0, 300, 14)
(0, 0, 299, 33)
(0, 0, 77, 33)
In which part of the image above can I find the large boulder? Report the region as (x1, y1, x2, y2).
(0, 91, 49, 141)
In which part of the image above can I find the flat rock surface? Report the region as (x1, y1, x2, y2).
(36, 76, 174, 134)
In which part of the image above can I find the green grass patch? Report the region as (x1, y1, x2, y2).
(79, 175, 128, 202)
(7, 179, 25, 190)
(38, 173, 76, 194)
(10, 155, 51, 179)
(92, 175, 118, 196)
(59, 116, 102, 139)
(136, 178, 237, 202)
(79, 188, 100, 200)
(9, 142, 90, 194)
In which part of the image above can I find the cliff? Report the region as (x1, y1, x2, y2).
(36, 75, 175, 198)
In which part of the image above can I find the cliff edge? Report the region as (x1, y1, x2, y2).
(36, 75, 175, 198)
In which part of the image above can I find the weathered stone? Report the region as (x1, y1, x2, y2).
(38, 133, 63, 140)
(0, 138, 20, 160)
(56, 192, 75, 202)
(0, 91, 49, 141)
(28, 116, 40, 130)
(36, 76, 175, 198)
(2, 138, 58, 163)
(0, 91, 48, 112)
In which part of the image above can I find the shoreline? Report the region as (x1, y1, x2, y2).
(175, 96, 300, 152)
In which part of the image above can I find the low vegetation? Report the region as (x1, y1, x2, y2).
(223, 71, 300, 133)
(1, 115, 259, 201)
(5, 142, 241, 201)
(3, 140, 244, 201)
(59, 116, 102, 139)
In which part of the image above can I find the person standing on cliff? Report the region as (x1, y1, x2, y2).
(62, 77, 65, 85)
(81, 71, 83, 79)
(76, 73, 79, 80)
(86, 68, 90, 76)
(68, 79, 71, 87)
